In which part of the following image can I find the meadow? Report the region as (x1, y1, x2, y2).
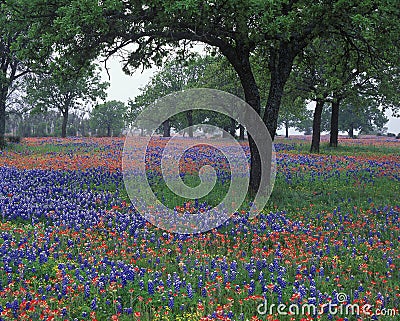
(0, 136, 399, 321)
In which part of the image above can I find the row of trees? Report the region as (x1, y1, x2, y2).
(6, 100, 127, 138)
(128, 55, 246, 139)
(3, 63, 110, 139)
(129, 54, 391, 142)
(2, 0, 400, 193)
(296, 103, 389, 138)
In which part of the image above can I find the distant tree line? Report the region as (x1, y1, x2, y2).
(129, 55, 395, 143)
(2, 51, 396, 143)
(6, 100, 128, 138)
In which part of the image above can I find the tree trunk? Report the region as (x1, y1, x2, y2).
(227, 43, 296, 195)
(230, 118, 236, 137)
(0, 90, 6, 149)
(349, 126, 354, 138)
(162, 119, 170, 137)
(329, 97, 340, 147)
(186, 110, 193, 137)
(263, 77, 287, 140)
(285, 120, 289, 138)
(263, 44, 297, 140)
(310, 99, 324, 153)
(225, 47, 262, 194)
(239, 124, 245, 140)
(107, 125, 111, 137)
(236, 69, 261, 195)
(0, 60, 19, 148)
(61, 111, 69, 138)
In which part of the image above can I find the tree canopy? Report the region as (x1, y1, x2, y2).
(3, 0, 400, 191)
(90, 100, 127, 137)
(322, 98, 389, 138)
(25, 64, 108, 137)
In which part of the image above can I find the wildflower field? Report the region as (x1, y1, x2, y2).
(0, 136, 399, 321)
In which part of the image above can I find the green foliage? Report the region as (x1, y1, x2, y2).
(0, 0, 35, 148)
(3, 0, 400, 159)
(201, 55, 243, 98)
(277, 90, 309, 137)
(322, 99, 389, 137)
(15, 110, 90, 137)
(128, 55, 238, 135)
(26, 64, 108, 115)
(36, 0, 399, 129)
(295, 114, 314, 135)
(90, 100, 127, 137)
(25, 63, 108, 136)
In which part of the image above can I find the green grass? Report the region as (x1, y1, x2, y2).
(5, 140, 103, 155)
(135, 168, 399, 218)
(86, 140, 400, 217)
(147, 174, 231, 209)
(282, 140, 400, 156)
(265, 174, 399, 214)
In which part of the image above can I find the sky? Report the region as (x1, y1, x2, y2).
(100, 56, 400, 135)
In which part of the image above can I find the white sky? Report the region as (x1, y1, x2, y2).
(100, 56, 400, 135)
